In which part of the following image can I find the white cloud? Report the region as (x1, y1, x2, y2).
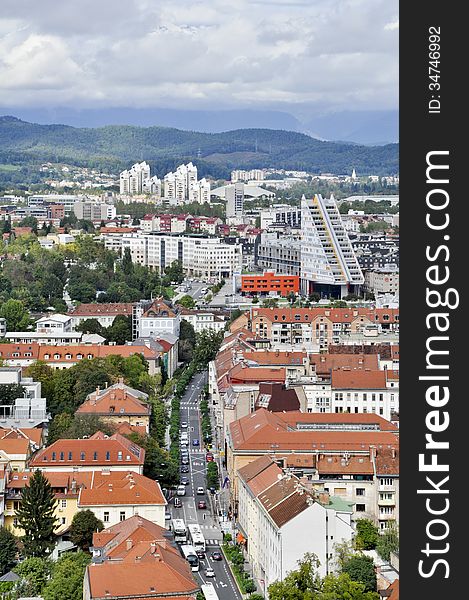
(0, 0, 398, 113)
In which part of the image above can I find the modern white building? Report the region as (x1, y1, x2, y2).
(179, 309, 226, 333)
(163, 163, 209, 205)
(260, 205, 302, 230)
(231, 169, 265, 183)
(109, 233, 243, 280)
(301, 195, 364, 298)
(0, 367, 48, 428)
(74, 202, 116, 222)
(36, 313, 73, 333)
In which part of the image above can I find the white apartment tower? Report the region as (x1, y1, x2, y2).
(163, 163, 210, 205)
(301, 194, 364, 298)
(120, 162, 161, 196)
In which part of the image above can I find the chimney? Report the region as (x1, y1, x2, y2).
(71, 478, 77, 493)
(126, 539, 133, 551)
(391, 448, 396, 459)
(369, 445, 377, 461)
(150, 541, 157, 554)
(318, 491, 330, 505)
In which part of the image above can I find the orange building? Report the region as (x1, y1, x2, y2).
(241, 271, 300, 297)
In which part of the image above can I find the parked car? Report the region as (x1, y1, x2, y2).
(206, 453, 214, 462)
(197, 500, 207, 509)
(211, 551, 223, 561)
(165, 511, 171, 520)
(181, 477, 190, 486)
(205, 567, 215, 577)
(181, 457, 189, 465)
(180, 465, 189, 473)
(176, 485, 186, 496)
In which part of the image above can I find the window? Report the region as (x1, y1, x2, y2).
(356, 504, 366, 512)
(68, 451, 73, 460)
(80, 451, 85, 461)
(93, 451, 98, 461)
(120, 511, 126, 522)
(61, 499, 67, 508)
(59, 452, 64, 461)
(103, 512, 110, 523)
(356, 488, 365, 496)
(61, 517, 66, 525)
(380, 478, 393, 487)
(106, 451, 110, 461)
(117, 451, 123, 461)
(52, 452, 56, 461)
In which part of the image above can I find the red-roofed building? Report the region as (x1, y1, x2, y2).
(29, 431, 145, 474)
(68, 303, 135, 328)
(76, 381, 151, 433)
(226, 408, 399, 529)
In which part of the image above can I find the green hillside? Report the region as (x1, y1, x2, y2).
(0, 116, 398, 181)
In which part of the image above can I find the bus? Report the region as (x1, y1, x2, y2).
(187, 523, 206, 552)
(171, 519, 187, 544)
(180, 544, 199, 572)
(201, 583, 219, 600)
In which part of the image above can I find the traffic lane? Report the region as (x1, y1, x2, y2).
(198, 552, 243, 600)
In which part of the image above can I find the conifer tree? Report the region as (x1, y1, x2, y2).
(16, 470, 58, 557)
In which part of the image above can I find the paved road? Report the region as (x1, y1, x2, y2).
(166, 370, 242, 600)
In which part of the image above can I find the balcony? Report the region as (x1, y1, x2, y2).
(378, 498, 395, 507)
(379, 484, 395, 492)
(379, 512, 395, 520)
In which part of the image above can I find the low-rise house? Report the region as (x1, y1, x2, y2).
(36, 313, 73, 333)
(0, 437, 32, 472)
(68, 303, 135, 329)
(137, 299, 180, 338)
(29, 431, 145, 474)
(84, 516, 198, 599)
(179, 308, 227, 333)
(78, 471, 166, 528)
(76, 381, 151, 434)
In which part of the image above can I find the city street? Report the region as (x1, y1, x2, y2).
(166, 370, 242, 600)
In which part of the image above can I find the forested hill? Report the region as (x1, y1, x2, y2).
(0, 116, 398, 178)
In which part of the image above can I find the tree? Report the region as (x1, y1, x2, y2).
(19, 215, 39, 233)
(268, 553, 321, 600)
(319, 573, 379, 600)
(376, 521, 399, 562)
(16, 470, 58, 557)
(354, 519, 379, 550)
(122, 247, 134, 277)
(0, 298, 31, 330)
(177, 294, 196, 309)
(106, 314, 132, 345)
(342, 555, 377, 592)
(261, 298, 278, 308)
(0, 526, 17, 575)
(179, 319, 196, 363)
(70, 510, 104, 551)
(65, 415, 115, 440)
(76, 318, 105, 337)
(192, 330, 224, 368)
(43, 551, 91, 600)
(13, 556, 52, 597)
(0, 383, 25, 405)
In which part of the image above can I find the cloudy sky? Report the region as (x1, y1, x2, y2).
(0, 0, 398, 117)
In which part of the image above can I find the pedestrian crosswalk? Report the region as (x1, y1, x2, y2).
(205, 539, 220, 546)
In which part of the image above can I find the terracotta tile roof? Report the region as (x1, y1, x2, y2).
(0, 343, 39, 360)
(229, 408, 399, 452)
(331, 369, 388, 389)
(68, 303, 134, 317)
(375, 446, 399, 475)
(0, 438, 30, 456)
(92, 515, 171, 557)
(142, 299, 176, 319)
(243, 350, 306, 366)
(387, 579, 399, 600)
(228, 364, 285, 384)
(115, 423, 148, 437)
(309, 353, 379, 375)
(280, 412, 398, 432)
(240, 307, 399, 326)
(155, 338, 174, 353)
(76, 387, 150, 417)
(317, 455, 374, 475)
(255, 472, 311, 528)
(37, 344, 158, 363)
(30, 432, 145, 468)
(0, 427, 43, 447)
(7, 470, 93, 491)
(79, 471, 166, 506)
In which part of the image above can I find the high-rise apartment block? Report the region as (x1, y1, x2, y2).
(119, 162, 161, 196)
(226, 183, 245, 218)
(163, 163, 210, 205)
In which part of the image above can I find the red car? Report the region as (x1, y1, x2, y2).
(206, 453, 214, 462)
(198, 500, 207, 509)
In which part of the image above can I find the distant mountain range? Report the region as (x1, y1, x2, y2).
(0, 116, 399, 180)
(0, 107, 399, 145)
